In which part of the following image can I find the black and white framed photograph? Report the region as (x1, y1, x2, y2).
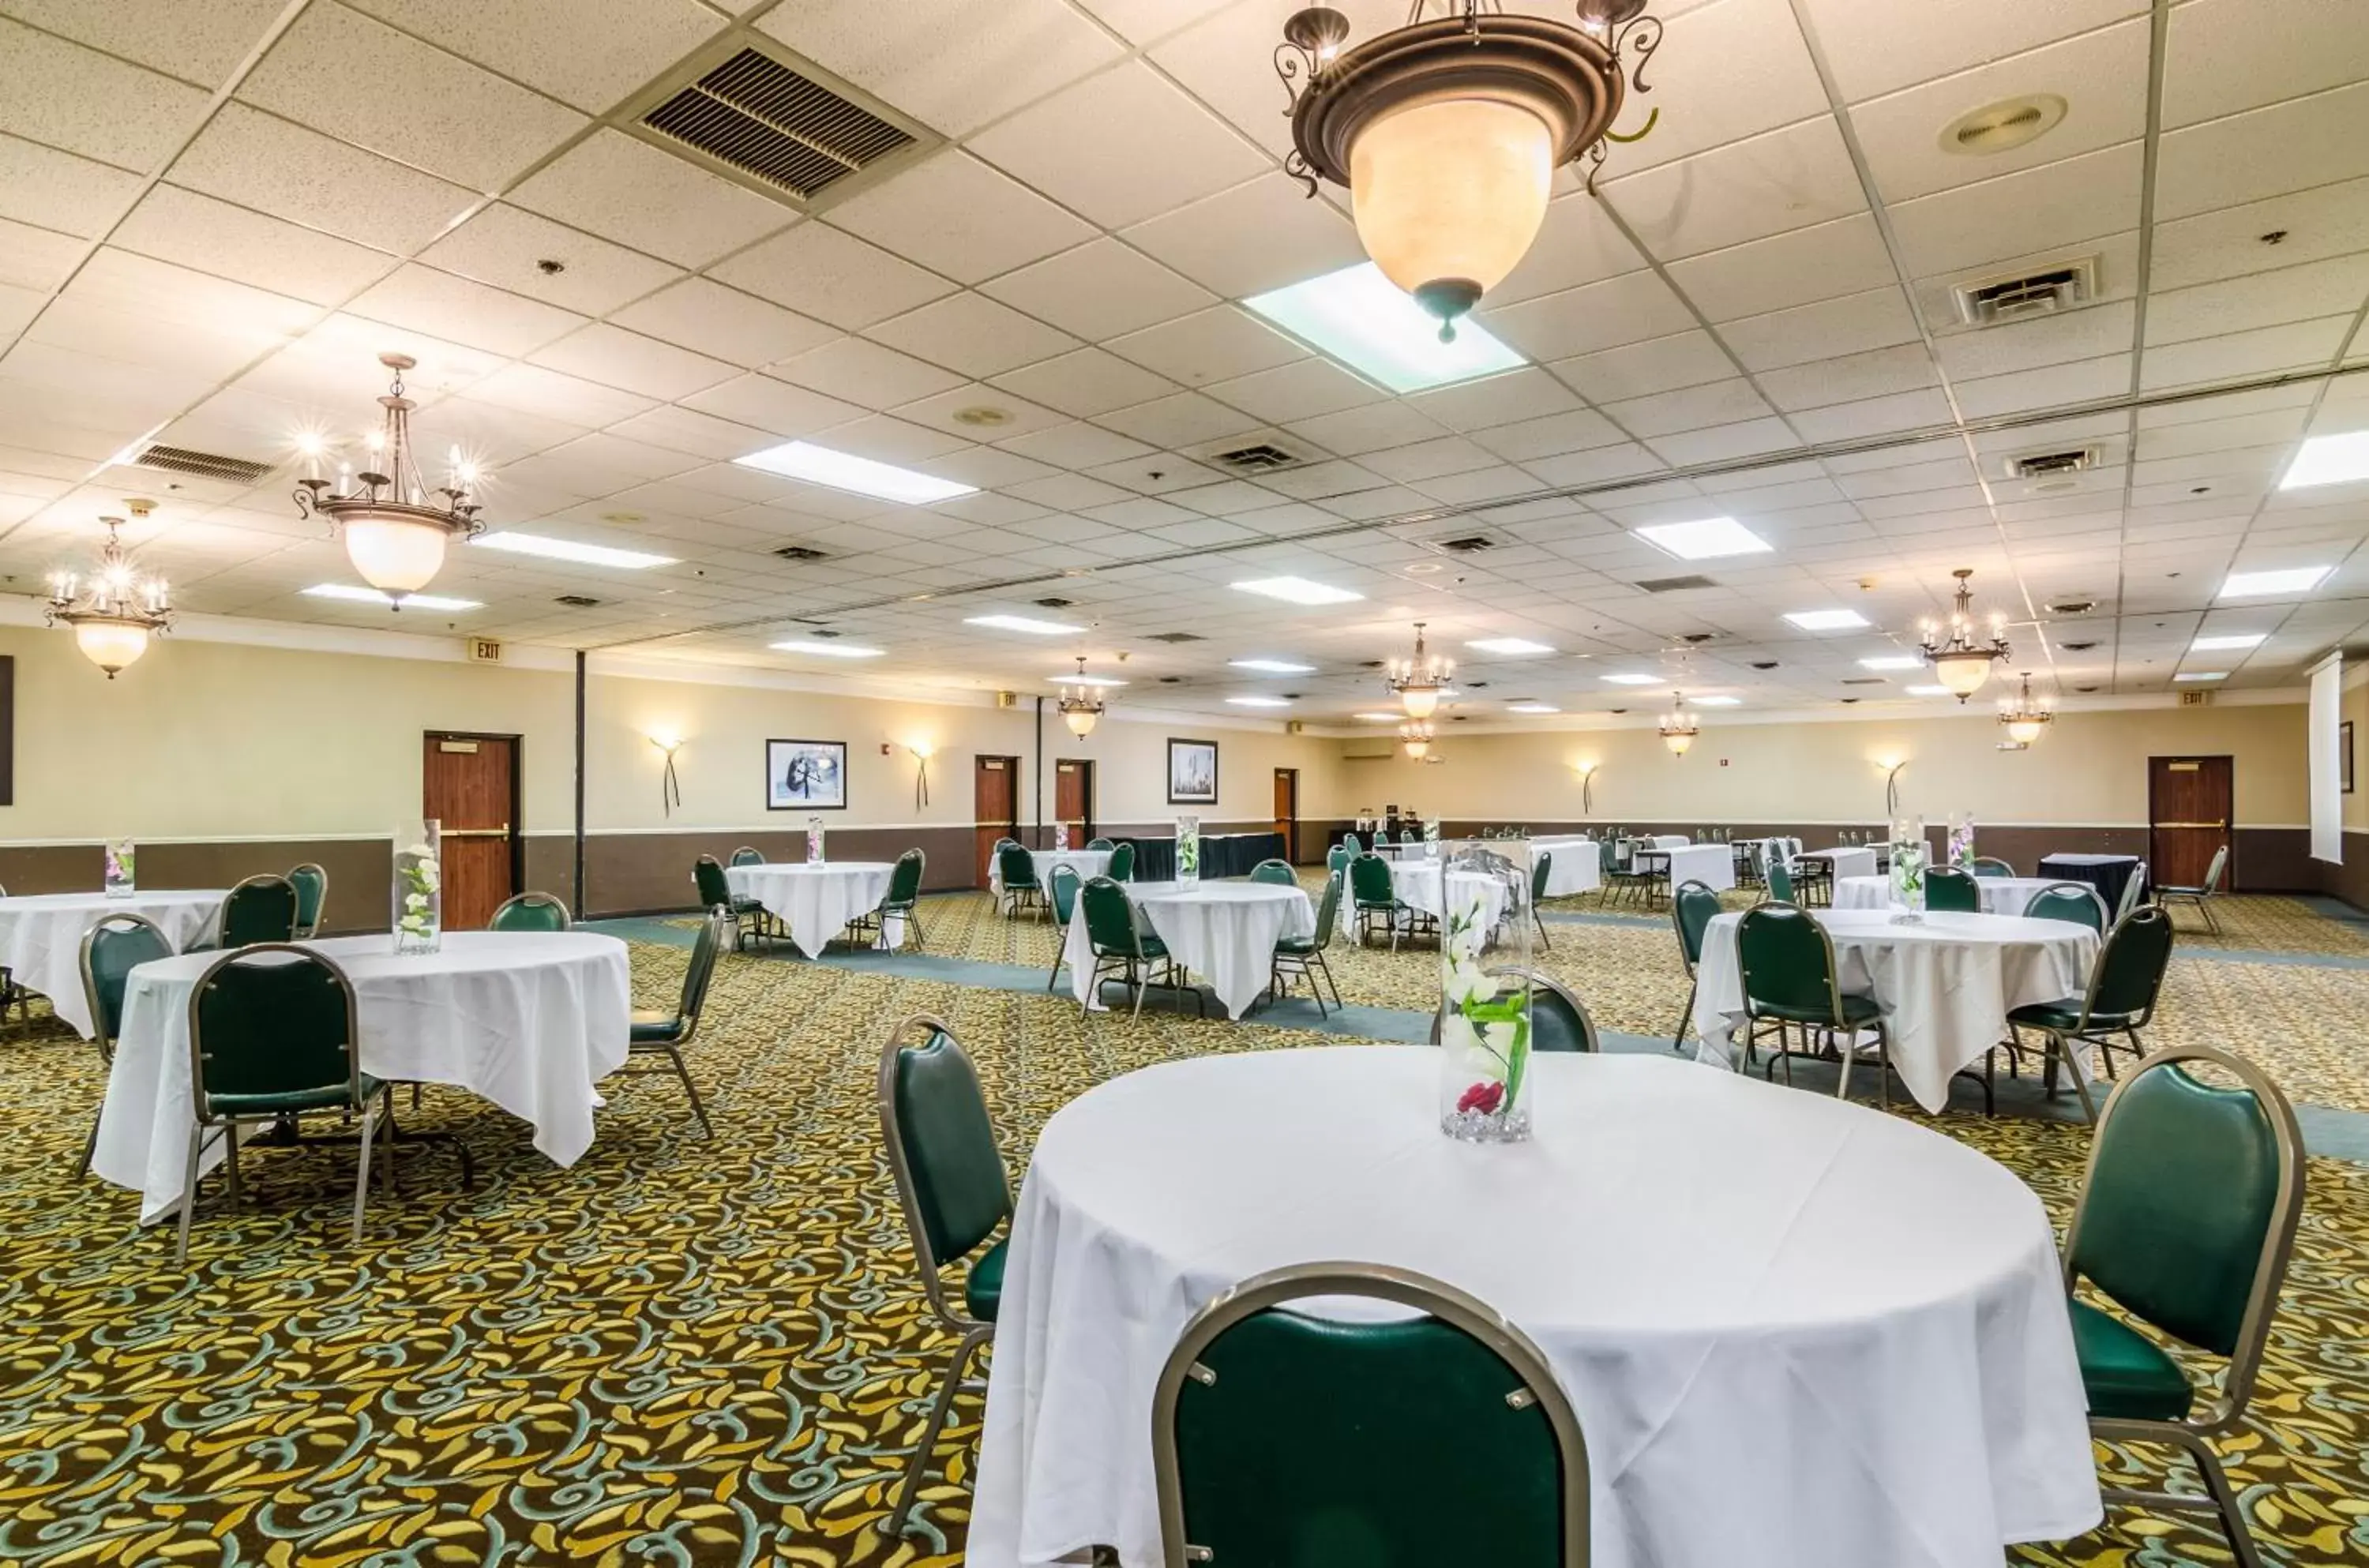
(1167, 737, 1218, 805)
(767, 738, 847, 810)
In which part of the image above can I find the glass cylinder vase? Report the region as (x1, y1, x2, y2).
(1887, 815, 1927, 924)
(1947, 811, 1976, 868)
(103, 838, 137, 898)
(1437, 838, 1535, 1143)
(393, 820, 442, 955)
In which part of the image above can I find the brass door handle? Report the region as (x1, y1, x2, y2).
(441, 826, 511, 838)
(2154, 821, 2226, 829)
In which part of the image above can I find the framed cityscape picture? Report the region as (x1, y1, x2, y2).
(767, 738, 847, 810)
(1168, 737, 1218, 804)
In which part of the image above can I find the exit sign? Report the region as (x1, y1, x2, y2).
(465, 636, 503, 664)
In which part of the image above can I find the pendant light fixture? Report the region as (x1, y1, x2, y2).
(47, 499, 171, 679)
(1274, 0, 1665, 339)
(294, 353, 484, 605)
(1920, 568, 2010, 700)
(1057, 656, 1106, 739)
(1387, 621, 1454, 718)
(1400, 718, 1434, 760)
(1658, 690, 1698, 756)
(1997, 670, 2055, 745)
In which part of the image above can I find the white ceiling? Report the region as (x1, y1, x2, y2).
(3, 0, 2369, 724)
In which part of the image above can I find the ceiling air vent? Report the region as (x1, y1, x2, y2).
(1950, 255, 2100, 327)
(2004, 447, 2101, 481)
(1147, 631, 1206, 643)
(2049, 600, 2097, 617)
(130, 442, 275, 485)
(1841, 677, 1887, 686)
(554, 595, 602, 608)
(631, 43, 930, 208)
(1033, 596, 1074, 608)
(773, 544, 828, 561)
(1432, 533, 1500, 554)
(1636, 573, 1716, 593)
(1203, 439, 1308, 475)
(1679, 632, 1718, 644)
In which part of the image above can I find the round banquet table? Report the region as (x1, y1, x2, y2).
(1386, 858, 1511, 928)
(726, 861, 895, 958)
(1690, 908, 2099, 1111)
(0, 889, 226, 1037)
(967, 1048, 2100, 1568)
(1061, 880, 1313, 1019)
(92, 931, 631, 1226)
(1531, 837, 1603, 895)
(1834, 873, 2093, 919)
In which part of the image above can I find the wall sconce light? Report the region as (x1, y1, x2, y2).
(1574, 762, 1598, 816)
(1876, 758, 1909, 818)
(649, 733, 683, 817)
(907, 741, 935, 810)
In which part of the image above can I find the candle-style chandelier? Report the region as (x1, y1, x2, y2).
(1057, 656, 1106, 739)
(1998, 670, 2055, 745)
(294, 353, 484, 604)
(1400, 718, 1434, 760)
(1920, 568, 2010, 700)
(48, 498, 171, 678)
(1658, 690, 1698, 756)
(1387, 621, 1454, 718)
(1274, 0, 1665, 339)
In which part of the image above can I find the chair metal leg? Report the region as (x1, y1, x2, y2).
(2056, 1033, 2100, 1122)
(351, 1099, 381, 1244)
(1833, 1025, 1852, 1102)
(663, 1043, 713, 1138)
(174, 1125, 209, 1262)
(1534, 910, 1552, 952)
(1673, 977, 1696, 1052)
(76, 1103, 101, 1178)
(223, 1125, 243, 1214)
(2178, 1429, 2265, 1568)
(885, 1322, 993, 1536)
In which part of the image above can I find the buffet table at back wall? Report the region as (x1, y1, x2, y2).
(1113, 832, 1287, 881)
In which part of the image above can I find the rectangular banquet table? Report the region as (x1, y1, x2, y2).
(1531, 837, 1603, 895)
(1114, 831, 1286, 882)
(1656, 841, 1735, 891)
(1801, 845, 1879, 880)
(2037, 853, 2146, 913)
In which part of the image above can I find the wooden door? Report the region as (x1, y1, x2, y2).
(974, 756, 1019, 887)
(1054, 757, 1091, 846)
(2149, 755, 2233, 890)
(1273, 767, 1298, 863)
(424, 733, 519, 930)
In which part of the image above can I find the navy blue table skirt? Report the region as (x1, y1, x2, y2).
(2037, 853, 2146, 913)
(1117, 831, 1286, 881)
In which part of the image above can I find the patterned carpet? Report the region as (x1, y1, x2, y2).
(3, 889, 2368, 1564)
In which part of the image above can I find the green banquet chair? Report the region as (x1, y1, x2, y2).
(876, 1013, 1012, 1539)
(1736, 903, 1892, 1104)
(1671, 879, 1722, 1052)
(176, 944, 389, 1262)
(1086, 837, 1116, 851)
(2155, 845, 2229, 938)
(694, 853, 772, 951)
(1428, 967, 1597, 1054)
(1106, 841, 1136, 882)
(1045, 863, 1085, 993)
(1529, 850, 1555, 952)
(850, 848, 927, 951)
(1151, 1262, 1590, 1568)
(488, 891, 572, 931)
(287, 863, 328, 939)
(74, 911, 173, 1177)
(1971, 856, 2015, 878)
(193, 874, 299, 951)
(2116, 860, 2152, 925)
(1250, 857, 1298, 887)
(619, 910, 724, 1138)
(1327, 842, 1350, 879)
(1079, 876, 1200, 1018)
(1756, 845, 1796, 906)
(1400, 827, 1421, 846)
(730, 846, 764, 866)
(2025, 882, 2107, 933)
(2063, 1044, 2303, 1568)
(1270, 870, 1343, 1016)
(2003, 906, 2174, 1118)
(1349, 851, 1415, 949)
(1923, 865, 1980, 913)
(996, 843, 1045, 920)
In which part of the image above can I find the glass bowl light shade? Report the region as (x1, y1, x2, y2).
(2004, 714, 2045, 744)
(72, 617, 152, 675)
(1932, 650, 1997, 698)
(343, 514, 456, 597)
(1661, 729, 1694, 756)
(1349, 96, 1555, 328)
(1399, 684, 1443, 720)
(1063, 707, 1099, 738)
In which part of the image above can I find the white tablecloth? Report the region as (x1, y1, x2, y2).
(1834, 874, 2078, 919)
(989, 847, 1113, 895)
(1655, 841, 1735, 891)
(727, 861, 895, 958)
(1061, 880, 1314, 1019)
(970, 1048, 2099, 1568)
(0, 890, 225, 1037)
(1647, 833, 1689, 849)
(1533, 838, 1602, 895)
(1803, 846, 1879, 880)
(92, 932, 632, 1225)
(1387, 859, 1512, 928)
(1691, 909, 2098, 1110)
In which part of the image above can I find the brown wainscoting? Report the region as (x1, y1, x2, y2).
(581, 826, 979, 917)
(0, 838, 396, 936)
(523, 836, 578, 917)
(2313, 830, 2369, 910)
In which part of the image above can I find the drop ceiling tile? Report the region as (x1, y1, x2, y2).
(967, 62, 1267, 230)
(1142, 0, 1339, 161)
(341, 0, 723, 113)
(1107, 306, 1308, 385)
(111, 184, 391, 307)
(989, 347, 1178, 419)
(995, 420, 1154, 469)
(1950, 353, 2131, 418)
(0, 17, 207, 171)
(350, 263, 586, 357)
(1402, 367, 1582, 433)
(2163, 0, 2369, 130)
(1551, 331, 1740, 403)
(1611, 0, 1830, 172)
(168, 103, 478, 254)
(1285, 401, 1449, 457)
(1488, 193, 1648, 306)
(604, 404, 773, 461)
(892, 383, 1068, 441)
(811, 413, 971, 465)
(2143, 254, 2369, 347)
(1204, 358, 1387, 424)
(830, 152, 1094, 287)
(0, 133, 138, 238)
(609, 278, 838, 369)
(1785, 388, 1955, 443)
(1481, 270, 1699, 362)
(464, 364, 659, 430)
(507, 129, 792, 269)
(1933, 300, 2135, 381)
(772, 336, 968, 409)
(924, 444, 1058, 489)
(0, 0, 291, 88)
(1887, 141, 2144, 278)
(1756, 343, 1939, 411)
(1004, 471, 1135, 511)
(528, 322, 738, 400)
(238, 2, 585, 192)
(1604, 117, 1866, 261)
(708, 222, 955, 331)
(679, 373, 866, 437)
(419, 204, 681, 315)
(2148, 178, 2369, 293)
(978, 238, 1217, 343)
(1646, 417, 1800, 466)
(2139, 317, 2354, 392)
(1121, 177, 1366, 299)
(1601, 378, 1776, 437)
(1471, 409, 1628, 463)
(865, 291, 1081, 379)
(0, 222, 71, 293)
(2156, 81, 2369, 221)
(759, 0, 1123, 137)
(1359, 435, 1498, 483)
(1093, 390, 1261, 449)
(1663, 214, 1897, 321)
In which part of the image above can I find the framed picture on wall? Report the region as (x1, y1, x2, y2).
(1167, 737, 1218, 805)
(2345, 720, 2356, 794)
(767, 738, 847, 810)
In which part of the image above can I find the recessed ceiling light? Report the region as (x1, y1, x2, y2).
(1052, 672, 1127, 687)
(2174, 671, 2228, 682)
(1241, 262, 1526, 394)
(965, 613, 1081, 635)
(1903, 684, 1951, 696)
(1601, 672, 1661, 685)
(1785, 609, 1872, 631)
(1403, 561, 1443, 576)
(2220, 566, 2331, 598)
(1230, 658, 1316, 673)
(771, 638, 884, 658)
(1353, 711, 1402, 722)
(1691, 694, 1741, 707)
(735, 441, 978, 504)
(304, 583, 481, 611)
(1232, 576, 1364, 606)
(2191, 633, 2266, 651)
(2278, 430, 2369, 490)
(1227, 695, 1293, 707)
(1939, 93, 2067, 156)
(1633, 517, 1770, 561)
(472, 531, 677, 569)
(1505, 702, 1560, 714)
(1858, 655, 1922, 671)
(1466, 637, 1555, 655)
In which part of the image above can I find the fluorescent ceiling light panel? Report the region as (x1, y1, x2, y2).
(1858, 655, 1923, 671)
(1053, 673, 1127, 686)
(1903, 684, 1950, 696)
(1227, 696, 1292, 707)
(2280, 430, 2369, 490)
(965, 613, 1081, 635)
(1242, 262, 1526, 394)
(1505, 702, 1560, 714)
(1230, 658, 1316, 673)
(303, 583, 480, 610)
(2219, 566, 2330, 598)
(770, 638, 884, 658)
(2174, 671, 2228, 682)
(471, 531, 675, 568)
(2191, 633, 2266, 651)
(1601, 672, 1661, 685)
(1466, 637, 1555, 655)
(1691, 695, 1742, 707)
(1785, 609, 1871, 631)
(1633, 517, 1770, 561)
(734, 441, 977, 504)
(1231, 576, 1364, 606)
(1354, 711, 1402, 722)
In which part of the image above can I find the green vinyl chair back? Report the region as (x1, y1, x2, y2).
(1327, 842, 1350, 879)
(217, 875, 299, 947)
(1530, 850, 1552, 906)
(1923, 865, 1980, 913)
(1086, 837, 1116, 851)
(877, 1014, 1011, 1327)
(1341, 832, 1363, 854)
(2086, 905, 2175, 1024)
(997, 843, 1040, 893)
(1736, 903, 1846, 1023)
(2026, 882, 2106, 932)
(1107, 841, 1136, 882)
(80, 912, 172, 1063)
(1672, 880, 1721, 973)
(1047, 863, 1083, 926)
(693, 854, 734, 911)
(1400, 827, 1421, 845)
(1080, 876, 1145, 958)
(885, 848, 925, 909)
(1427, 968, 1597, 1053)
(2195, 843, 2229, 893)
(2116, 860, 2151, 924)
(1250, 858, 1298, 887)
(287, 863, 328, 938)
(1309, 870, 1342, 947)
(489, 891, 573, 931)
(1970, 857, 2015, 878)
(659, 910, 725, 1048)
(730, 846, 764, 866)
(189, 946, 364, 1116)
(1349, 852, 1395, 910)
(1759, 846, 1795, 905)
(2067, 1045, 2303, 1380)
(1153, 1263, 1588, 1568)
